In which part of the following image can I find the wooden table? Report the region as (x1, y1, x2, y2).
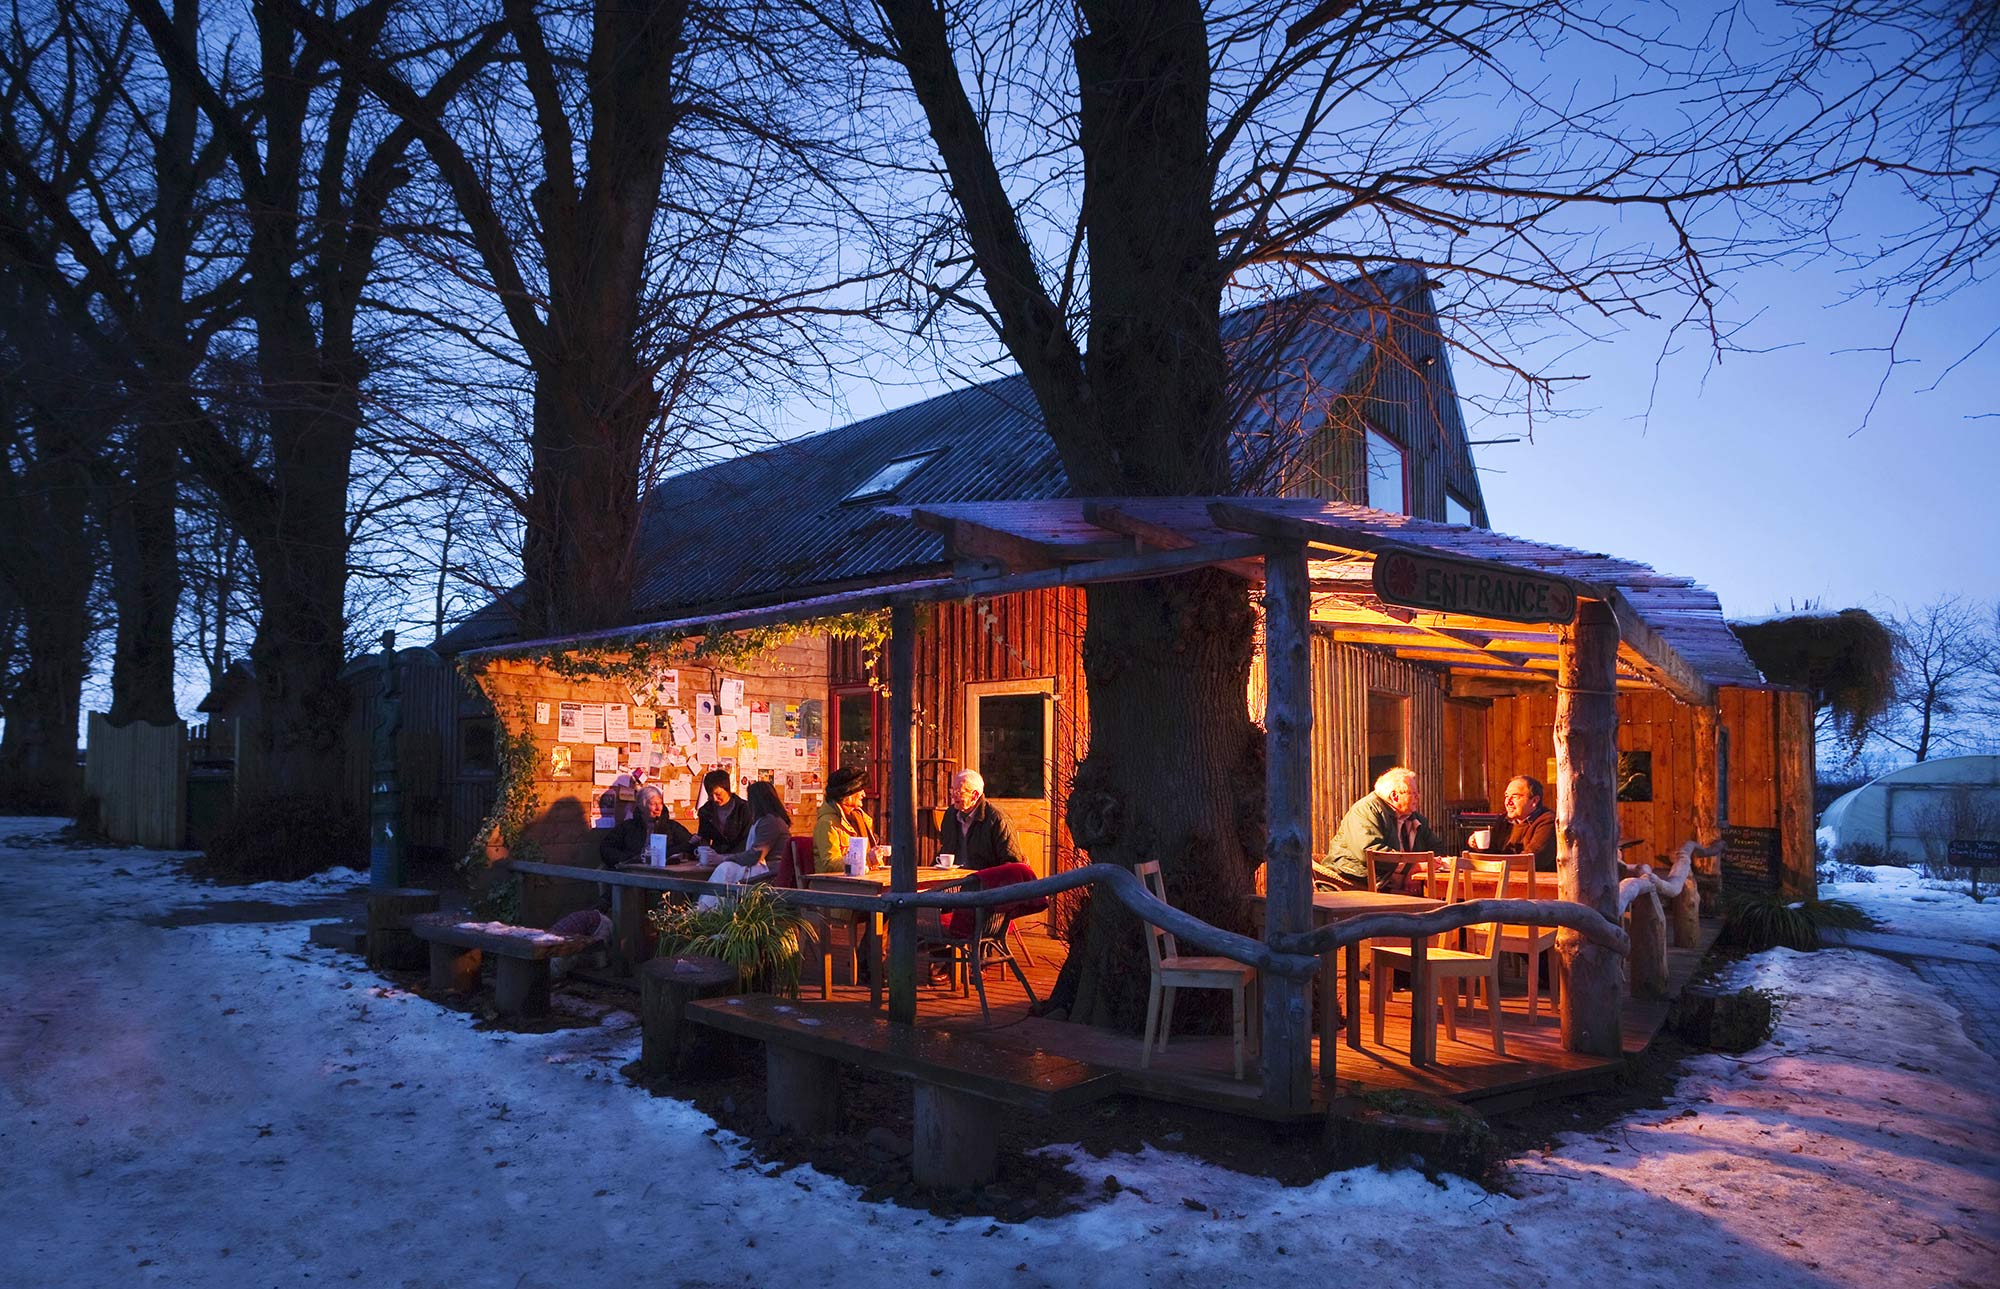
(802, 867, 980, 1008)
(1258, 890, 1445, 1075)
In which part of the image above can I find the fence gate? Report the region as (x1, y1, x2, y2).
(84, 713, 187, 849)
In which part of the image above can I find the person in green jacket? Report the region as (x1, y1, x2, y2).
(1317, 767, 1437, 891)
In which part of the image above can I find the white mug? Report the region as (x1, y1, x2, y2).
(935, 852, 955, 869)
(1469, 829, 1492, 850)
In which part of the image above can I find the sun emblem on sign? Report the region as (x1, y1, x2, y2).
(1379, 553, 1419, 600)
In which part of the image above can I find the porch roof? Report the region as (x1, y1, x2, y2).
(464, 495, 1763, 706)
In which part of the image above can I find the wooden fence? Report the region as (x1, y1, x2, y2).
(84, 713, 186, 849)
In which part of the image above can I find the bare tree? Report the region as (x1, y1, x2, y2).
(293, 0, 884, 637)
(806, 0, 2000, 1027)
(0, 0, 439, 808)
(1873, 596, 1988, 763)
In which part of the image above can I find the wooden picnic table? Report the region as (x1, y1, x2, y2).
(802, 866, 981, 1008)
(1255, 889, 1445, 1073)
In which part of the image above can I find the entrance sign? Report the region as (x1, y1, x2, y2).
(1373, 547, 1578, 625)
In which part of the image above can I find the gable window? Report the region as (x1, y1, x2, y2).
(1444, 491, 1474, 526)
(1365, 428, 1407, 514)
(843, 451, 940, 504)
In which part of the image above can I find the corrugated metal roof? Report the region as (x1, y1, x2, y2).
(434, 269, 1424, 653)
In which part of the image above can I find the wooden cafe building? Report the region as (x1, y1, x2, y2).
(410, 272, 1814, 1134)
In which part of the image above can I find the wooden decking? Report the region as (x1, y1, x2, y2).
(800, 919, 1721, 1120)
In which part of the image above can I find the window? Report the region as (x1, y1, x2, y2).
(459, 717, 497, 776)
(1366, 691, 1407, 784)
(1444, 492, 1474, 526)
(843, 451, 940, 503)
(975, 695, 1047, 799)
(1365, 428, 1407, 514)
(835, 689, 876, 779)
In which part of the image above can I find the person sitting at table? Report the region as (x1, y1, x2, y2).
(1472, 774, 1558, 872)
(599, 783, 696, 868)
(937, 769, 1026, 871)
(698, 781, 791, 906)
(696, 769, 750, 854)
(1317, 766, 1438, 892)
(813, 765, 875, 874)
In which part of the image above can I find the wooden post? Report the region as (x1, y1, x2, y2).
(1669, 877, 1701, 947)
(766, 1046, 841, 1135)
(1692, 703, 1719, 841)
(1626, 891, 1669, 999)
(1776, 690, 1816, 899)
(1259, 541, 1314, 1111)
(1556, 598, 1622, 1057)
(887, 601, 919, 1025)
(640, 955, 739, 1080)
(365, 888, 438, 971)
(912, 1084, 1000, 1188)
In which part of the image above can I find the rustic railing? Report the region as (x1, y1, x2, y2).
(1616, 839, 1719, 997)
(503, 858, 1631, 976)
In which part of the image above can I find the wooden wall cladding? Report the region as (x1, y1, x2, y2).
(1309, 634, 1445, 858)
(1482, 683, 1814, 893)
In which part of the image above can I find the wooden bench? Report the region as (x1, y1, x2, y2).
(410, 915, 599, 1018)
(686, 994, 1116, 1188)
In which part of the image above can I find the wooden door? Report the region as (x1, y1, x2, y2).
(964, 679, 1056, 876)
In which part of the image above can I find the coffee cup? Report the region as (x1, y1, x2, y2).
(935, 852, 955, 869)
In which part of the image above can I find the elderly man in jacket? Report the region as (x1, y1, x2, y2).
(1317, 766, 1437, 891)
(938, 769, 1028, 871)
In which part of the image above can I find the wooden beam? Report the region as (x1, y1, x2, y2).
(1604, 588, 1713, 707)
(956, 537, 1268, 597)
(1259, 540, 1315, 1114)
(1082, 502, 1264, 580)
(909, 509, 1132, 571)
(1557, 598, 1623, 1058)
(887, 603, 918, 1025)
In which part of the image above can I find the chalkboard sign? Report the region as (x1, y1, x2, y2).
(1721, 824, 1780, 897)
(1947, 838, 2000, 866)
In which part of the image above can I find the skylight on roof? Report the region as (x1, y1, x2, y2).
(843, 451, 939, 503)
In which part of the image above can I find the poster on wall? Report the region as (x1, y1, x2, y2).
(557, 701, 585, 743)
(593, 745, 618, 775)
(574, 702, 605, 741)
(720, 677, 745, 711)
(550, 745, 573, 777)
(604, 703, 630, 743)
(695, 693, 716, 723)
(535, 701, 551, 725)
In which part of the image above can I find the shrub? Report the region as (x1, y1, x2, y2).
(1669, 986, 1778, 1052)
(1719, 891, 1874, 952)
(650, 884, 809, 995)
(190, 792, 366, 882)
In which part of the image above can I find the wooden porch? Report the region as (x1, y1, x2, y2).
(796, 915, 1721, 1122)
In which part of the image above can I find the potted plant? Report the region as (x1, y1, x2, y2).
(648, 884, 810, 997)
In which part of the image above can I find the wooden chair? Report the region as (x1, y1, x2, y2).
(914, 864, 1041, 1021)
(1134, 860, 1259, 1079)
(1485, 853, 1560, 1020)
(1371, 857, 1511, 1058)
(1362, 848, 1434, 894)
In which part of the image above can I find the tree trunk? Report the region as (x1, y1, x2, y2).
(234, 398, 358, 805)
(0, 595, 91, 813)
(518, 355, 654, 635)
(100, 431, 181, 726)
(1557, 598, 1623, 1057)
(1059, 571, 1263, 1030)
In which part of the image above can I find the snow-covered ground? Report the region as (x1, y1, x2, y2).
(1821, 864, 2000, 947)
(3, 817, 1995, 1288)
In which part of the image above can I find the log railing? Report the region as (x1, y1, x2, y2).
(504, 859, 1632, 980)
(1616, 840, 1720, 997)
